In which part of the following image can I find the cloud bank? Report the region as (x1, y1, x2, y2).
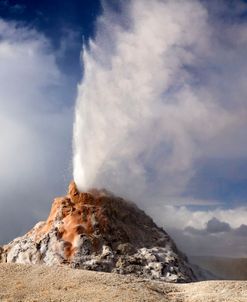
(149, 205, 247, 257)
(0, 19, 73, 243)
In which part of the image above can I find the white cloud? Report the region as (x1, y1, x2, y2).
(149, 205, 247, 230)
(0, 19, 73, 243)
(147, 204, 247, 257)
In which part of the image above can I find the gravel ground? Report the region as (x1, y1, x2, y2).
(0, 263, 246, 302)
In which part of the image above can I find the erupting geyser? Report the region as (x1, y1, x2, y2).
(2, 0, 241, 285)
(73, 0, 232, 203)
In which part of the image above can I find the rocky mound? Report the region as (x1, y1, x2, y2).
(0, 182, 196, 283)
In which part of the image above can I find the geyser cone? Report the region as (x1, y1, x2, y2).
(0, 181, 196, 283)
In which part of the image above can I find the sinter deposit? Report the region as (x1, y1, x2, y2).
(0, 182, 195, 283)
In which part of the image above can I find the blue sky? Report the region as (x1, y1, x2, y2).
(0, 0, 102, 98)
(0, 0, 101, 42)
(0, 0, 247, 257)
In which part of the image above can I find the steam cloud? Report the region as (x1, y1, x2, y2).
(73, 0, 247, 205)
(0, 19, 73, 243)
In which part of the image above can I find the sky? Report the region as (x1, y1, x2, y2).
(0, 0, 247, 258)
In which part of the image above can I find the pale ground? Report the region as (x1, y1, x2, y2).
(0, 263, 247, 302)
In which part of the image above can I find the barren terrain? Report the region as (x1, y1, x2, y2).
(0, 263, 246, 302)
(190, 256, 247, 280)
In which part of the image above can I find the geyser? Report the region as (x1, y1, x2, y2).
(0, 181, 196, 282)
(73, 0, 234, 203)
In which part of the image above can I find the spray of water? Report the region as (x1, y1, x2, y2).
(73, 0, 238, 204)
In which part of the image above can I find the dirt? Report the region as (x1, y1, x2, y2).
(0, 263, 246, 302)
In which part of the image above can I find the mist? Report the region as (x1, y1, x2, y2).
(73, 0, 247, 207)
(0, 19, 73, 243)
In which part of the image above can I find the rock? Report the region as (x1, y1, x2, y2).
(0, 181, 196, 283)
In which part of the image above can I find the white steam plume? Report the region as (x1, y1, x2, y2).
(73, 0, 245, 204)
